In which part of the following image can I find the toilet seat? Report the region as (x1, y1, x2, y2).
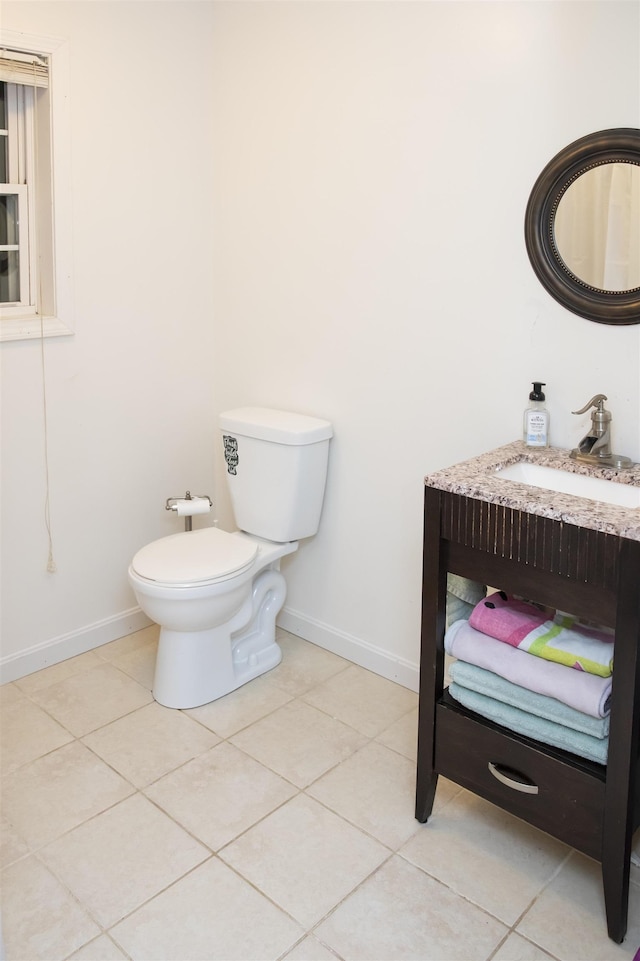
(131, 528, 258, 587)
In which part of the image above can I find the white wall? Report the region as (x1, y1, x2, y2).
(1, 2, 219, 677)
(1, 1, 639, 687)
(209, 1, 640, 686)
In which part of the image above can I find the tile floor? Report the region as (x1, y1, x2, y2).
(2, 627, 640, 961)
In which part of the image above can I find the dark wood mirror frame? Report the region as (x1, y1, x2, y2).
(525, 128, 640, 326)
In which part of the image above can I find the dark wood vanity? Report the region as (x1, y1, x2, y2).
(415, 442, 640, 943)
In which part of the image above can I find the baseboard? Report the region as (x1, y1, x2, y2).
(277, 606, 419, 693)
(0, 608, 153, 684)
(2, 604, 419, 691)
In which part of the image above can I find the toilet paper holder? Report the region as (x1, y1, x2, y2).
(166, 491, 213, 531)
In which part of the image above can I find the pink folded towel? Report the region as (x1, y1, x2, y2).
(469, 591, 614, 677)
(469, 591, 547, 646)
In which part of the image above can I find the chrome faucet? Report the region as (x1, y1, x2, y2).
(570, 394, 632, 469)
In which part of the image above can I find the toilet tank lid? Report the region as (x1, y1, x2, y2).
(219, 407, 333, 445)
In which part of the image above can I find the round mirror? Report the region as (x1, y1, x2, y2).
(525, 128, 640, 325)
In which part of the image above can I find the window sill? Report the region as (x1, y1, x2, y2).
(0, 315, 74, 342)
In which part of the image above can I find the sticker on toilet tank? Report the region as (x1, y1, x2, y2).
(223, 435, 239, 474)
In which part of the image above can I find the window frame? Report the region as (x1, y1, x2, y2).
(0, 30, 73, 342)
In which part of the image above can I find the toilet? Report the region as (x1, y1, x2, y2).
(128, 407, 333, 709)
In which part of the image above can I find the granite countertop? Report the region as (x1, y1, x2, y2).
(425, 441, 640, 541)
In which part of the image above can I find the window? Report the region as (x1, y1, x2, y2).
(1, 80, 37, 312)
(0, 33, 72, 342)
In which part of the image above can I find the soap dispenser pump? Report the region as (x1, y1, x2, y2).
(523, 382, 549, 448)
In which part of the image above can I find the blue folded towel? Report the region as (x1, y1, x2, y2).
(448, 682, 608, 765)
(449, 660, 610, 739)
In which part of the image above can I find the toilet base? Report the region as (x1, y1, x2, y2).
(152, 627, 282, 709)
(152, 568, 287, 709)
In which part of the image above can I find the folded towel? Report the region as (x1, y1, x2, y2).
(445, 619, 612, 718)
(446, 575, 485, 629)
(469, 592, 548, 645)
(523, 614, 614, 677)
(448, 660, 609, 739)
(447, 574, 486, 606)
(470, 592, 614, 677)
(446, 594, 475, 629)
(448, 682, 608, 765)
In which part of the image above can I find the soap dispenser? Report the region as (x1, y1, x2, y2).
(523, 382, 549, 448)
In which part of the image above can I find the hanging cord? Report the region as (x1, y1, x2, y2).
(32, 60, 56, 572)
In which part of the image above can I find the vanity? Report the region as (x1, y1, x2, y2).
(415, 441, 640, 943)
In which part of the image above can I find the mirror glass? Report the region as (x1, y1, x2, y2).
(524, 128, 640, 325)
(553, 162, 640, 292)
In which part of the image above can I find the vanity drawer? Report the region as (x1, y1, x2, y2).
(434, 700, 606, 859)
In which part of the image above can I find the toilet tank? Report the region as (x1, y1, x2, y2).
(219, 407, 333, 542)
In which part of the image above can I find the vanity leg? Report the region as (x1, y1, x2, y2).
(601, 538, 640, 943)
(415, 768, 439, 823)
(415, 634, 441, 823)
(415, 622, 441, 821)
(602, 852, 629, 943)
(416, 487, 447, 823)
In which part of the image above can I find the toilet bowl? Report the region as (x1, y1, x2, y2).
(129, 527, 298, 708)
(128, 407, 332, 709)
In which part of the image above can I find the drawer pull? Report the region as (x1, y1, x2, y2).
(488, 761, 539, 795)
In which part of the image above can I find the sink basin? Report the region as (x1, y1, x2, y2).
(496, 461, 640, 508)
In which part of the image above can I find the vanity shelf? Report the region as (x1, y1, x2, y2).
(415, 444, 640, 944)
